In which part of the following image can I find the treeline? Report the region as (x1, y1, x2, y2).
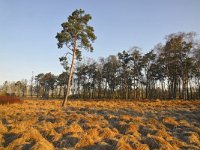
(0, 32, 200, 100)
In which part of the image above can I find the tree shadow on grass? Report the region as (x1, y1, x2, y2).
(21, 141, 35, 150)
(3, 133, 22, 147)
(53, 135, 79, 149)
(83, 142, 115, 150)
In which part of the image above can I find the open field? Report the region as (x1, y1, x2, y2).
(0, 100, 200, 150)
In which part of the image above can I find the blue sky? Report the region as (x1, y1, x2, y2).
(0, 0, 200, 84)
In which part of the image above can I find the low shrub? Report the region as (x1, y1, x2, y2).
(0, 96, 23, 105)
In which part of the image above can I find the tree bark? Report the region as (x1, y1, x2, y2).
(199, 84, 200, 99)
(62, 44, 76, 106)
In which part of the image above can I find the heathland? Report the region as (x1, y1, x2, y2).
(0, 100, 200, 150)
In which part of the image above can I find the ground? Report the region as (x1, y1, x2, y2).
(0, 99, 200, 150)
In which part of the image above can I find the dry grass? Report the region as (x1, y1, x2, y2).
(0, 96, 23, 105)
(0, 99, 200, 149)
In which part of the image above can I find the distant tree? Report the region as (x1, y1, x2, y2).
(2, 81, 9, 94)
(30, 72, 34, 98)
(129, 47, 143, 100)
(56, 9, 97, 106)
(15, 81, 22, 96)
(118, 50, 132, 99)
(85, 61, 97, 99)
(96, 58, 104, 99)
(35, 73, 44, 98)
(192, 44, 200, 99)
(103, 55, 120, 99)
(21, 79, 28, 97)
(42, 73, 57, 99)
(162, 32, 195, 99)
(75, 63, 87, 98)
(0, 81, 9, 95)
(57, 72, 69, 98)
(141, 50, 157, 99)
(153, 45, 167, 99)
(10, 82, 16, 95)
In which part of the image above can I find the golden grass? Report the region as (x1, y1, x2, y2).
(0, 99, 200, 149)
(162, 117, 179, 126)
(75, 128, 102, 148)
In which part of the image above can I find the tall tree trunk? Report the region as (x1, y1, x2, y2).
(30, 86, 33, 98)
(134, 77, 136, 100)
(58, 86, 62, 98)
(199, 84, 200, 99)
(51, 89, 54, 98)
(173, 77, 177, 100)
(189, 79, 193, 100)
(104, 83, 107, 98)
(168, 79, 172, 99)
(145, 82, 148, 99)
(62, 46, 76, 106)
(77, 82, 80, 98)
(125, 79, 128, 100)
(186, 79, 189, 100)
(198, 79, 200, 99)
(98, 82, 101, 99)
(178, 79, 181, 99)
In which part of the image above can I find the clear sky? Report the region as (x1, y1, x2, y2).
(0, 0, 200, 85)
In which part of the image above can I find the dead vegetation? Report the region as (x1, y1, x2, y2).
(0, 100, 200, 149)
(0, 96, 23, 105)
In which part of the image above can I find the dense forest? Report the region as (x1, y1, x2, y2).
(0, 32, 200, 100)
